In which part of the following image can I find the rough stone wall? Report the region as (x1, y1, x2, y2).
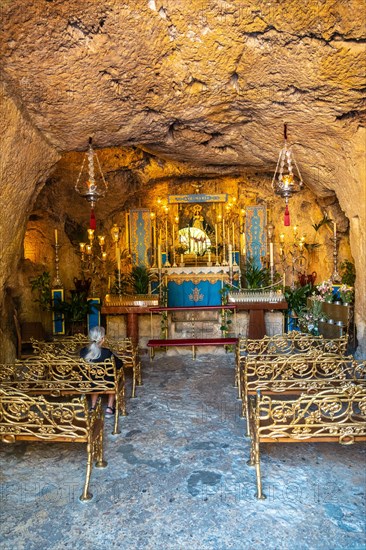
(0, 81, 60, 362)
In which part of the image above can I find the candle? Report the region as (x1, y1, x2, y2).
(108, 276, 111, 291)
(269, 242, 274, 267)
(180, 253, 184, 265)
(215, 224, 218, 246)
(54, 229, 58, 245)
(232, 222, 235, 249)
(158, 244, 162, 270)
(228, 244, 233, 268)
(222, 218, 225, 241)
(208, 251, 211, 263)
(125, 213, 129, 249)
(333, 222, 337, 238)
(165, 218, 168, 252)
(116, 247, 121, 271)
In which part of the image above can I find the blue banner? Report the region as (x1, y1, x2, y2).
(245, 206, 267, 268)
(52, 289, 65, 335)
(87, 298, 100, 332)
(130, 209, 151, 266)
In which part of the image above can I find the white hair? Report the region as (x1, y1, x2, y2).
(84, 326, 105, 361)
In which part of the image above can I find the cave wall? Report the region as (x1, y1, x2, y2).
(0, 81, 60, 362)
(17, 146, 359, 349)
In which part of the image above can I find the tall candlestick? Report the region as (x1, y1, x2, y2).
(215, 224, 218, 245)
(228, 244, 233, 268)
(125, 212, 129, 251)
(232, 222, 235, 249)
(165, 218, 168, 259)
(158, 244, 162, 270)
(269, 242, 274, 267)
(222, 218, 225, 242)
(54, 229, 58, 245)
(116, 247, 121, 272)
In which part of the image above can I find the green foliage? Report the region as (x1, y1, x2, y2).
(312, 214, 332, 233)
(284, 284, 312, 316)
(54, 291, 95, 323)
(29, 271, 52, 311)
(340, 260, 356, 286)
(304, 242, 321, 253)
(243, 258, 270, 289)
(112, 271, 129, 295)
(129, 265, 153, 295)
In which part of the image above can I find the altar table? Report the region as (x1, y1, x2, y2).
(235, 301, 288, 339)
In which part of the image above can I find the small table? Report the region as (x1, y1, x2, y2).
(235, 301, 288, 339)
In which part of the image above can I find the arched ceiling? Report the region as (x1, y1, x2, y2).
(1, 0, 365, 196)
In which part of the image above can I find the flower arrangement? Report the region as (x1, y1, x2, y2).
(339, 284, 354, 304)
(316, 279, 334, 302)
(297, 296, 327, 335)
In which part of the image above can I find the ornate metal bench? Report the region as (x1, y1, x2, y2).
(236, 333, 348, 398)
(31, 335, 141, 399)
(1, 356, 126, 435)
(247, 384, 366, 499)
(0, 387, 107, 501)
(241, 351, 365, 435)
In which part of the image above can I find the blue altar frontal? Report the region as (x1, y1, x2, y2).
(162, 266, 240, 307)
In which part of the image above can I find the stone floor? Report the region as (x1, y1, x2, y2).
(0, 353, 365, 550)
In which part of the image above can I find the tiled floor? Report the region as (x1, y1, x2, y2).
(1, 353, 365, 550)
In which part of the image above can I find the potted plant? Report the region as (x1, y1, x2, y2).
(243, 257, 270, 289)
(338, 284, 354, 305)
(54, 291, 95, 335)
(129, 265, 153, 295)
(284, 284, 312, 316)
(30, 271, 52, 312)
(29, 271, 53, 335)
(340, 260, 356, 286)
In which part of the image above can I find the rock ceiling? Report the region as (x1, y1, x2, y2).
(1, 0, 365, 196)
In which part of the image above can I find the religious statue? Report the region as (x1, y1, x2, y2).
(192, 205, 204, 231)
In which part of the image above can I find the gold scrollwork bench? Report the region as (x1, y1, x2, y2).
(1, 356, 126, 435)
(236, 332, 348, 399)
(0, 387, 107, 502)
(241, 351, 365, 435)
(31, 335, 142, 399)
(247, 384, 366, 499)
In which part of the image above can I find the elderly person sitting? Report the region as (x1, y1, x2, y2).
(80, 325, 122, 418)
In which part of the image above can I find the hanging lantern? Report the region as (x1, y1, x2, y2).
(74, 137, 108, 228)
(271, 124, 304, 226)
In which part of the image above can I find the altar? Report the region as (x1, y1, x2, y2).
(159, 266, 241, 307)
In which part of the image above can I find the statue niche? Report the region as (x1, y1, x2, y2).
(178, 204, 212, 259)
